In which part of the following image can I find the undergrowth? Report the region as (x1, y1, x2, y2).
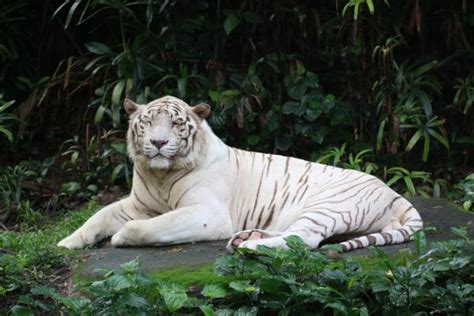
(5, 229, 473, 315)
(0, 202, 98, 313)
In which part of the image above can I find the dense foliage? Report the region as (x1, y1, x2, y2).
(5, 230, 473, 315)
(0, 0, 473, 223)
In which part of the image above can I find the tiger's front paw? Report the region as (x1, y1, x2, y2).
(111, 220, 146, 247)
(57, 226, 102, 249)
(57, 233, 86, 249)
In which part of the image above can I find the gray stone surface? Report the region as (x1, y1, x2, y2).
(77, 198, 473, 278)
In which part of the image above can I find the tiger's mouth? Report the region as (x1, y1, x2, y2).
(149, 153, 164, 159)
(149, 153, 170, 160)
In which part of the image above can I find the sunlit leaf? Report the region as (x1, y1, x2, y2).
(202, 284, 228, 298)
(405, 130, 422, 151)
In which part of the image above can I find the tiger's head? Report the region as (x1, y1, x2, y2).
(124, 96, 211, 170)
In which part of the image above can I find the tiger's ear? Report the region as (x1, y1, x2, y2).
(124, 98, 139, 115)
(192, 103, 211, 120)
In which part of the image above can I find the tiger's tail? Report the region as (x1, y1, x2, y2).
(338, 203, 423, 252)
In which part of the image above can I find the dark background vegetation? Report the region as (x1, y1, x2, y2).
(1, 0, 473, 221)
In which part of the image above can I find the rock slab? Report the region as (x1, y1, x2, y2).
(78, 198, 473, 277)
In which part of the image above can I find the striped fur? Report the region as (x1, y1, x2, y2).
(57, 96, 423, 252)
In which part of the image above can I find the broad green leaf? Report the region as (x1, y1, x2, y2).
(119, 258, 141, 272)
(366, 0, 375, 14)
(463, 200, 472, 212)
(224, 12, 240, 35)
(403, 176, 416, 194)
(87, 184, 98, 193)
(221, 89, 241, 98)
(200, 305, 215, 316)
(415, 60, 438, 76)
(284, 235, 307, 250)
(10, 305, 33, 316)
(417, 90, 432, 117)
(0, 126, 13, 143)
(208, 90, 221, 102)
(275, 134, 292, 151)
(386, 175, 402, 187)
(311, 127, 326, 144)
(85, 41, 114, 55)
(202, 284, 228, 298)
(306, 108, 322, 121)
(427, 128, 449, 149)
(325, 302, 347, 313)
(94, 105, 106, 124)
(451, 227, 469, 240)
(123, 292, 149, 308)
(422, 130, 430, 161)
(412, 230, 427, 256)
(426, 116, 445, 127)
(229, 281, 256, 293)
(282, 101, 299, 114)
(162, 291, 188, 312)
(107, 274, 133, 291)
(247, 135, 260, 146)
(235, 306, 258, 316)
(354, 2, 360, 20)
(0, 99, 15, 112)
(111, 164, 125, 184)
(111, 80, 126, 106)
(61, 181, 81, 192)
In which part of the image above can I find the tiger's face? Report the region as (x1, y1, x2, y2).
(125, 96, 210, 170)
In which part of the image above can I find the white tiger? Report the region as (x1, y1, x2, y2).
(58, 96, 423, 252)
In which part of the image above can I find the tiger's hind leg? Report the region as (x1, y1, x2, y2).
(227, 213, 333, 252)
(226, 229, 284, 253)
(338, 204, 423, 252)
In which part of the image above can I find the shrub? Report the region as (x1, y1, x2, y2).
(9, 230, 473, 315)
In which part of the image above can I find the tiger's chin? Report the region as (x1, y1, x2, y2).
(149, 156, 173, 170)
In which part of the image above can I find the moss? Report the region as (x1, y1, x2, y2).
(150, 263, 236, 287)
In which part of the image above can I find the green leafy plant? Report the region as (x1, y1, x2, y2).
(0, 202, 98, 313)
(4, 223, 473, 315)
(402, 115, 449, 162)
(374, 60, 450, 161)
(452, 174, 474, 212)
(0, 163, 37, 222)
(317, 145, 378, 174)
(453, 74, 474, 114)
(385, 167, 431, 197)
(61, 130, 132, 189)
(317, 143, 347, 166)
(342, 0, 385, 20)
(0, 95, 16, 143)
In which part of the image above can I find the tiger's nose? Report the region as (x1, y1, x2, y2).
(150, 139, 168, 149)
